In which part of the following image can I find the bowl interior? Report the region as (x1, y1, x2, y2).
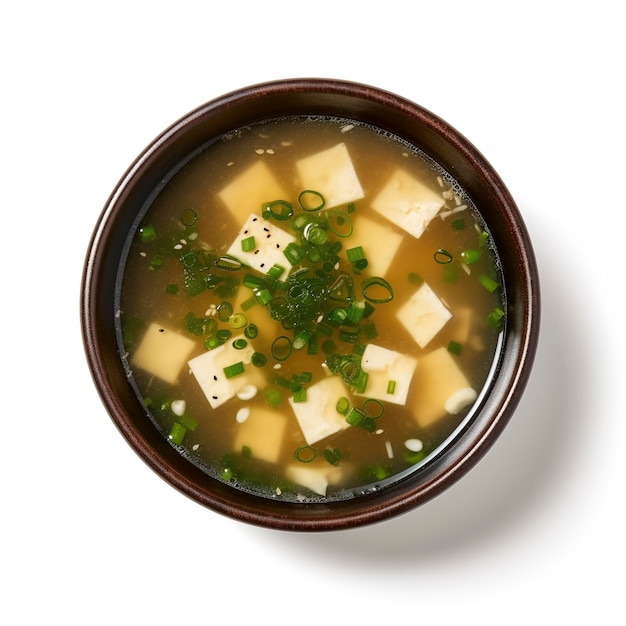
(81, 79, 539, 531)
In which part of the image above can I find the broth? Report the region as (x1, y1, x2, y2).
(117, 116, 505, 502)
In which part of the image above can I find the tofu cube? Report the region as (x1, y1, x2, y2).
(288, 375, 350, 445)
(188, 335, 264, 409)
(233, 406, 287, 464)
(371, 168, 444, 238)
(356, 343, 418, 406)
(296, 143, 364, 209)
(217, 161, 287, 224)
(132, 322, 197, 384)
(226, 213, 297, 274)
(396, 282, 452, 348)
(409, 346, 477, 428)
(349, 215, 403, 277)
(285, 464, 344, 497)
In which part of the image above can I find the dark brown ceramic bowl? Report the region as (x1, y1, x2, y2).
(81, 78, 540, 531)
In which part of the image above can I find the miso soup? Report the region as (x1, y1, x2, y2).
(117, 116, 505, 502)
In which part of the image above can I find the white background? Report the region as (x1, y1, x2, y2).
(2, 1, 623, 623)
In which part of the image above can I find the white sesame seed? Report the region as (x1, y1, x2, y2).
(404, 438, 423, 452)
(171, 399, 186, 416)
(236, 407, 250, 423)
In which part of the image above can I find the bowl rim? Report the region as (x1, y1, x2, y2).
(81, 77, 540, 531)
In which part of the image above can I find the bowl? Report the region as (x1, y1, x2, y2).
(81, 78, 540, 531)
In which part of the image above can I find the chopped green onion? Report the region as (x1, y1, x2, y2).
(441, 264, 459, 283)
(336, 397, 350, 415)
(241, 235, 256, 252)
(215, 255, 244, 271)
(263, 388, 281, 407)
(254, 287, 273, 306)
(204, 336, 224, 351)
(452, 218, 465, 230)
(232, 338, 248, 350)
(298, 190, 325, 212)
(361, 277, 394, 303)
(292, 387, 307, 403)
(217, 301, 233, 322)
(177, 413, 198, 431)
(223, 361, 245, 379)
(479, 274, 499, 293)
(165, 283, 179, 295)
(168, 422, 187, 445)
(322, 339, 337, 354)
(181, 207, 198, 227)
(240, 295, 257, 311)
(292, 329, 311, 351)
(346, 300, 366, 323)
(408, 272, 423, 286)
(229, 313, 247, 329)
(323, 447, 342, 466)
(346, 407, 365, 427)
(363, 398, 384, 419)
(387, 380, 396, 395)
(361, 417, 377, 432)
(326, 209, 353, 237)
(362, 320, 378, 339)
(297, 371, 313, 383)
(251, 351, 267, 367)
(266, 263, 286, 279)
(283, 242, 304, 265)
(294, 445, 316, 463)
(244, 323, 258, 339)
(461, 249, 480, 265)
(448, 340, 462, 355)
(271, 336, 292, 361)
(216, 329, 232, 341)
(347, 246, 368, 271)
(139, 224, 156, 242)
(434, 248, 453, 264)
(487, 306, 505, 328)
(262, 199, 294, 221)
(303, 223, 329, 245)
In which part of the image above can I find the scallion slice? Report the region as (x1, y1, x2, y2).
(223, 361, 245, 379)
(241, 235, 256, 252)
(298, 190, 325, 212)
(361, 277, 394, 303)
(262, 199, 294, 221)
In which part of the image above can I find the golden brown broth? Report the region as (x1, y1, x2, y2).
(118, 116, 503, 501)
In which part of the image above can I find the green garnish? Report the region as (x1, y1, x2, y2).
(460, 249, 480, 265)
(448, 340, 462, 355)
(168, 422, 187, 445)
(294, 445, 316, 463)
(479, 274, 499, 293)
(223, 361, 245, 379)
(241, 235, 256, 252)
(298, 190, 325, 212)
(434, 248, 453, 264)
(262, 199, 294, 221)
(139, 223, 156, 243)
(387, 380, 396, 394)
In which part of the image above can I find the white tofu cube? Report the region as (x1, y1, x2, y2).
(356, 343, 418, 406)
(217, 161, 287, 224)
(285, 464, 344, 497)
(188, 335, 264, 409)
(371, 168, 444, 238)
(288, 375, 350, 445)
(296, 143, 364, 209)
(132, 322, 197, 385)
(396, 282, 452, 348)
(226, 213, 296, 274)
(409, 346, 477, 428)
(233, 406, 287, 464)
(349, 215, 403, 277)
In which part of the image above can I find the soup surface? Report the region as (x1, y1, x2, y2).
(117, 116, 505, 502)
